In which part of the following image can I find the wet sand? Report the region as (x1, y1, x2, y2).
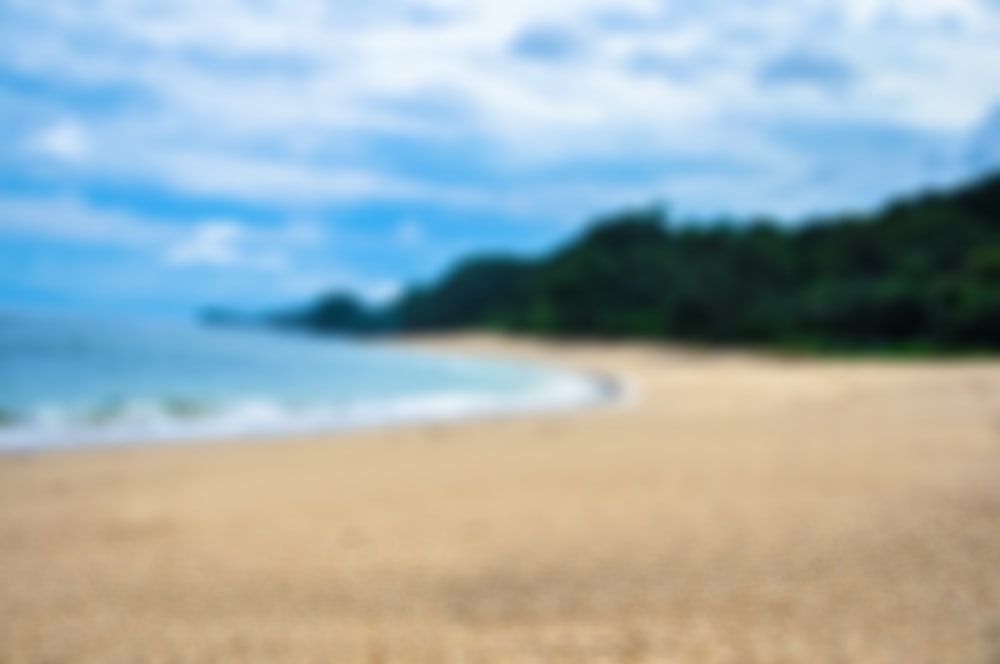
(2, 335, 1000, 663)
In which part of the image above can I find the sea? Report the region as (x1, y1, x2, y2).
(0, 309, 608, 451)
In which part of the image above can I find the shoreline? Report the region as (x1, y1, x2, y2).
(3, 335, 1000, 662)
(0, 336, 627, 455)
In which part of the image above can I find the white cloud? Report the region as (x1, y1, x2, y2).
(0, 191, 405, 310)
(0, 192, 328, 277)
(30, 119, 91, 162)
(0, 194, 174, 247)
(6, 0, 1000, 315)
(166, 221, 253, 268)
(164, 217, 332, 271)
(3, 0, 1000, 216)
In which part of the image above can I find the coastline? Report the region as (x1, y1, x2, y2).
(0, 336, 624, 454)
(2, 335, 1000, 662)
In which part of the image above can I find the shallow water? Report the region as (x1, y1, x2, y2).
(0, 309, 605, 450)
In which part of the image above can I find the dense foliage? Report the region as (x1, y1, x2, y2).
(280, 173, 1000, 352)
(270, 293, 388, 334)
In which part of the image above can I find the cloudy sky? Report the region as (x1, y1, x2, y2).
(2, 0, 1000, 316)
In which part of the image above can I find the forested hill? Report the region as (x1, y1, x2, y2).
(274, 172, 1000, 352)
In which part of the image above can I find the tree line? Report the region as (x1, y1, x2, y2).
(267, 171, 1000, 353)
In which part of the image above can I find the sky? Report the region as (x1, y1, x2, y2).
(2, 0, 1000, 317)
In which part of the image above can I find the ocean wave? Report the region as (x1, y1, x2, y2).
(0, 376, 611, 452)
(0, 310, 618, 453)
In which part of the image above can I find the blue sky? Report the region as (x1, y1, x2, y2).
(2, 0, 1000, 316)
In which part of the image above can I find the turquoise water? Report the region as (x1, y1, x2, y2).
(0, 310, 606, 450)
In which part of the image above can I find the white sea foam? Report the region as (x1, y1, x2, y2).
(0, 310, 618, 452)
(0, 374, 612, 452)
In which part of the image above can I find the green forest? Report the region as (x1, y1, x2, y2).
(272, 171, 1000, 353)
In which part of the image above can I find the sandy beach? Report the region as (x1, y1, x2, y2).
(2, 335, 1000, 663)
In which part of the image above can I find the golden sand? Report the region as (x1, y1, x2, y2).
(2, 336, 999, 663)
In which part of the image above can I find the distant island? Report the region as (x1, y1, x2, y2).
(214, 171, 1000, 353)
